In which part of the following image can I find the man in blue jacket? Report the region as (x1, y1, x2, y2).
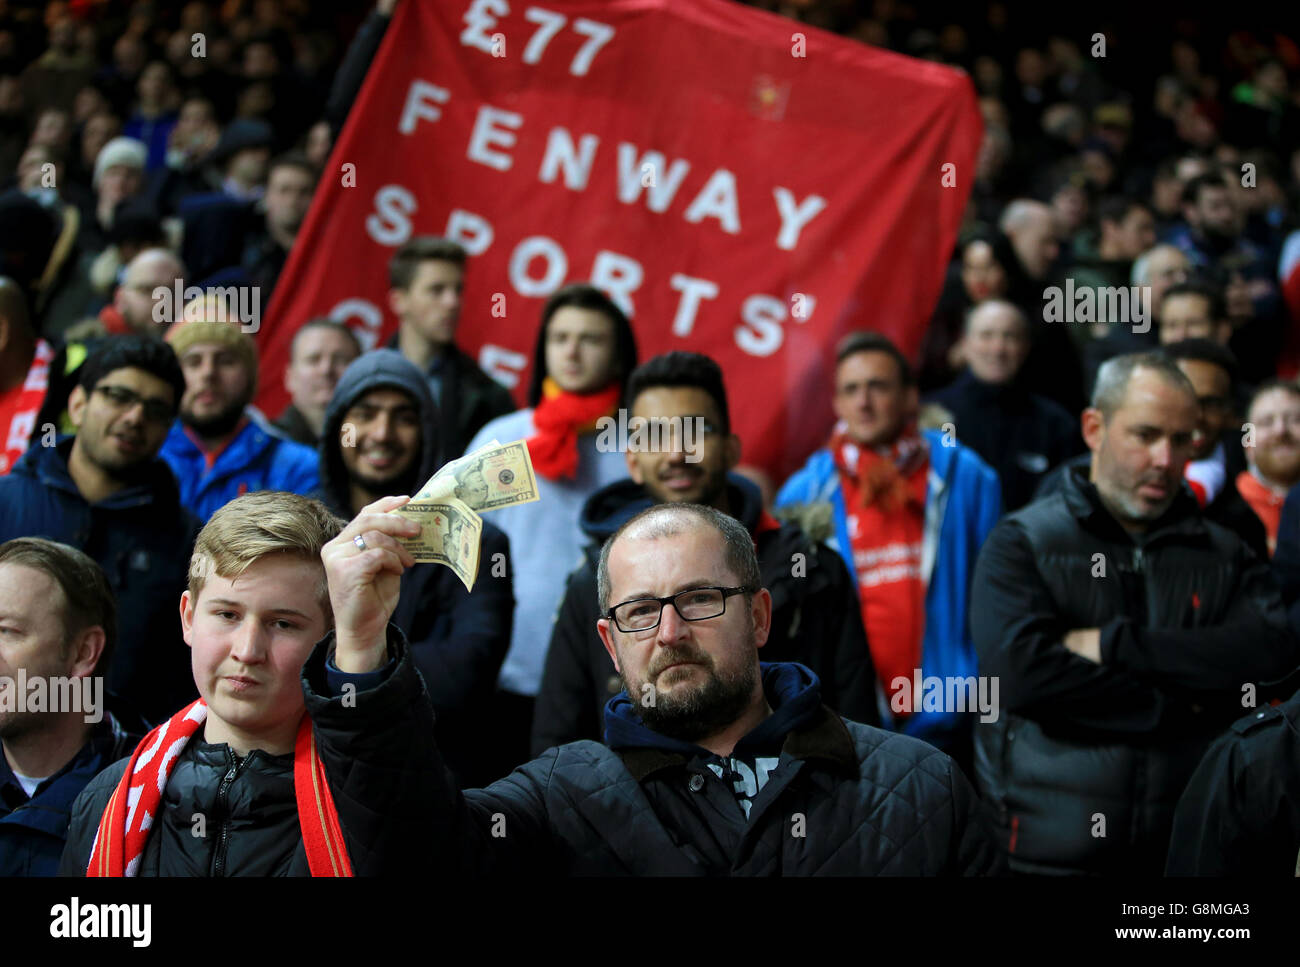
(776, 332, 1001, 770)
(0, 538, 139, 876)
(0, 336, 199, 724)
(161, 317, 318, 521)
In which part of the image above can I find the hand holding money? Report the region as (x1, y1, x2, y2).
(389, 497, 483, 591)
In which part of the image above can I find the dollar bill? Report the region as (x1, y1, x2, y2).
(413, 439, 539, 513)
(390, 498, 483, 591)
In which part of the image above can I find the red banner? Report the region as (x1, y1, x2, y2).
(257, 0, 980, 479)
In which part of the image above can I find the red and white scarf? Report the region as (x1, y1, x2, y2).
(86, 700, 352, 877)
(0, 338, 53, 475)
(526, 377, 621, 481)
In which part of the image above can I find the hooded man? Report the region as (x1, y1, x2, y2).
(315, 349, 513, 786)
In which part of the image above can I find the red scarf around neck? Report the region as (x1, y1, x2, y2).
(86, 699, 352, 877)
(829, 422, 929, 512)
(526, 377, 621, 481)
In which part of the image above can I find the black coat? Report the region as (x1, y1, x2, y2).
(59, 628, 441, 877)
(926, 370, 1085, 511)
(531, 476, 878, 756)
(438, 664, 1002, 875)
(1035, 451, 1269, 561)
(971, 465, 1300, 874)
(1166, 688, 1300, 875)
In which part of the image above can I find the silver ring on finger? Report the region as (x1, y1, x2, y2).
(353, 534, 368, 552)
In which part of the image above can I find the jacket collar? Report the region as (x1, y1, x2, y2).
(1060, 462, 1207, 543)
(22, 437, 179, 509)
(617, 704, 858, 782)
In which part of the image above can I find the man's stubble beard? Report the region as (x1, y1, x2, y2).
(622, 631, 759, 744)
(183, 397, 247, 438)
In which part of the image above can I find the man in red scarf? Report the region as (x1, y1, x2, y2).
(59, 490, 443, 876)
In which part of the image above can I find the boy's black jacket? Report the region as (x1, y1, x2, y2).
(58, 626, 440, 877)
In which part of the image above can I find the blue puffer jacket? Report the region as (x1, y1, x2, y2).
(0, 438, 200, 724)
(774, 429, 1001, 747)
(160, 411, 319, 521)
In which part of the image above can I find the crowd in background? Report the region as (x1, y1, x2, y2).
(2, 0, 1300, 878)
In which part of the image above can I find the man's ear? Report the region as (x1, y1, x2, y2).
(67, 384, 88, 428)
(596, 617, 621, 673)
(387, 288, 406, 321)
(749, 588, 773, 651)
(1081, 407, 1105, 453)
(179, 590, 196, 647)
(67, 626, 106, 679)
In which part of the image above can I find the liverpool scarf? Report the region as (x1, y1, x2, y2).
(86, 700, 352, 877)
(526, 377, 621, 481)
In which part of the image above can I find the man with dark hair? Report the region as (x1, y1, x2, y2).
(323, 499, 1003, 875)
(161, 316, 318, 521)
(534, 351, 877, 754)
(388, 236, 515, 462)
(777, 332, 1001, 771)
(972, 351, 1300, 875)
(242, 151, 317, 299)
(274, 318, 361, 447)
(0, 336, 199, 723)
(1158, 279, 1230, 346)
(928, 300, 1084, 510)
(1070, 195, 1157, 293)
(0, 538, 139, 876)
(314, 349, 513, 786)
(467, 282, 639, 776)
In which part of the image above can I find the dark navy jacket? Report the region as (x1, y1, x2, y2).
(0, 715, 138, 876)
(0, 438, 200, 724)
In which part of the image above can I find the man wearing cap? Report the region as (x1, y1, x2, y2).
(160, 314, 318, 521)
(83, 137, 147, 256)
(210, 118, 273, 203)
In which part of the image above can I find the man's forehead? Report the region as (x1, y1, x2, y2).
(100, 366, 173, 395)
(181, 342, 238, 361)
(1116, 375, 1197, 420)
(609, 526, 731, 585)
(351, 387, 417, 410)
(198, 561, 326, 614)
(1250, 389, 1300, 420)
(0, 562, 60, 608)
(630, 385, 721, 422)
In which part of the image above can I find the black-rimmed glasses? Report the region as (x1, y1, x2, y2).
(606, 586, 754, 633)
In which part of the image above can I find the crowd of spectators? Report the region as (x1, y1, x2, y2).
(2, 0, 1300, 878)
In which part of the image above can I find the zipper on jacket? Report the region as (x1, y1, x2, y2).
(211, 751, 244, 878)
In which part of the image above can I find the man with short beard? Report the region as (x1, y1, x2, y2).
(971, 352, 1300, 875)
(1240, 381, 1300, 555)
(160, 317, 318, 521)
(345, 501, 1003, 875)
(314, 348, 512, 787)
(534, 352, 876, 755)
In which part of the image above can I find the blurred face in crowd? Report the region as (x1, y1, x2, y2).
(30, 109, 70, 152)
(964, 302, 1029, 386)
(67, 367, 177, 475)
(181, 555, 329, 756)
(961, 240, 1007, 302)
(81, 113, 120, 170)
(1006, 205, 1060, 279)
(1143, 246, 1190, 316)
(1051, 183, 1088, 237)
(1160, 292, 1225, 345)
(1174, 359, 1233, 461)
(264, 163, 314, 241)
(137, 61, 172, 107)
(17, 145, 57, 191)
(1083, 368, 1198, 531)
(304, 120, 331, 168)
(115, 249, 185, 335)
(545, 307, 619, 394)
(227, 146, 271, 188)
(338, 388, 422, 496)
(177, 342, 254, 437)
(1247, 387, 1300, 488)
(1105, 206, 1157, 261)
(625, 386, 740, 508)
(97, 162, 143, 209)
(833, 350, 916, 448)
(391, 259, 463, 349)
(1186, 183, 1240, 241)
(596, 522, 770, 744)
(285, 326, 359, 417)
